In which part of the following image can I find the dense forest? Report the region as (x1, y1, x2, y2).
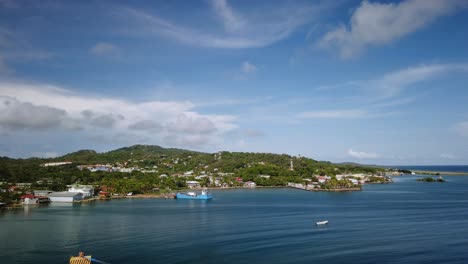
(0, 145, 383, 196)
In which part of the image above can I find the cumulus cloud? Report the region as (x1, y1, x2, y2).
(0, 96, 68, 131)
(90, 42, 121, 57)
(128, 120, 163, 132)
(320, 0, 467, 58)
(241, 61, 257, 74)
(115, 0, 319, 48)
(0, 82, 237, 147)
(81, 110, 124, 128)
(166, 114, 217, 134)
(348, 148, 381, 159)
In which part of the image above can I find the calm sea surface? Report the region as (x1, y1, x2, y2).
(391, 165, 468, 173)
(2, 175, 468, 264)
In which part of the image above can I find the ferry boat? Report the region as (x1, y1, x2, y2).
(176, 188, 213, 200)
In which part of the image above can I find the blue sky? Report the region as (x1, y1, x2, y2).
(1, 0, 468, 165)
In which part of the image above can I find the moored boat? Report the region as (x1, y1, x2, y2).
(176, 188, 212, 200)
(316, 220, 328, 225)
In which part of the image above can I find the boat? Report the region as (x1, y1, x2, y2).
(176, 188, 213, 200)
(316, 220, 329, 225)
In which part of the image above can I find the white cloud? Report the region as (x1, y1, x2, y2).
(128, 120, 163, 132)
(322, 63, 468, 99)
(166, 113, 217, 134)
(211, 0, 246, 33)
(115, 1, 319, 48)
(440, 153, 455, 159)
(299, 110, 368, 119)
(320, 0, 467, 58)
(0, 82, 238, 147)
(348, 148, 381, 159)
(0, 96, 68, 130)
(241, 61, 257, 74)
(90, 42, 121, 57)
(372, 63, 468, 98)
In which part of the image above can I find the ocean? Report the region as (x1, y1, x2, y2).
(2, 175, 468, 264)
(391, 165, 468, 173)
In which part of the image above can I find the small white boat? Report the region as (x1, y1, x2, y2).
(316, 220, 328, 225)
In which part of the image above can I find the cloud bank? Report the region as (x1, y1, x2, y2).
(0, 82, 237, 148)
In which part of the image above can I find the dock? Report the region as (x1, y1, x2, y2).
(287, 182, 361, 192)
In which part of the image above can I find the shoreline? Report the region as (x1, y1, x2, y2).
(0, 184, 389, 208)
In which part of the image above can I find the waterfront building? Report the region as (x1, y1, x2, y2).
(186, 181, 201, 188)
(48, 192, 83, 202)
(41, 161, 72, 167)
(67, 184, 94, 198)
(244, 181, 257, 188)
(21, 194, 38, 205)
(348, 179, 359, 185)
(34, 190, 53, 196)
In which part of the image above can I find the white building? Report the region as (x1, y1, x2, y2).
(41, 161, 72, 167)
(67, 185, 94, 198)
(186, 181, 201, 188)
(244, 181, 257, 188)
(348, 179, 359, 185)
(48, 192, 83, 202)
(34, 190, 53, 196)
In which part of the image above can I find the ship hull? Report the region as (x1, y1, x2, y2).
(176, 193, 213, 200)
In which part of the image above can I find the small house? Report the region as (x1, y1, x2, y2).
(186, 181, 201, 188)
(243, 181, 257, 188)
(348, 178, 359, 185)
(21, 194, 38, 205)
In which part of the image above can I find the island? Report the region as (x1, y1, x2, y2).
(417, 177, 446, 182)
(0, 144, 392, 207)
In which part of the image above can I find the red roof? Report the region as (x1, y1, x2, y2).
(21, 194, 35, 199)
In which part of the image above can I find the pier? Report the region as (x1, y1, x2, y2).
(287, 182, 361, 192)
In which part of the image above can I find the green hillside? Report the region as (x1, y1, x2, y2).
(0, 145, 384, 195)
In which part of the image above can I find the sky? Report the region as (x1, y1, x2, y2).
(1, 0, 468, 165)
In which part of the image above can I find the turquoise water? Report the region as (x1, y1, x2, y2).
(2, 175, 468, 264)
